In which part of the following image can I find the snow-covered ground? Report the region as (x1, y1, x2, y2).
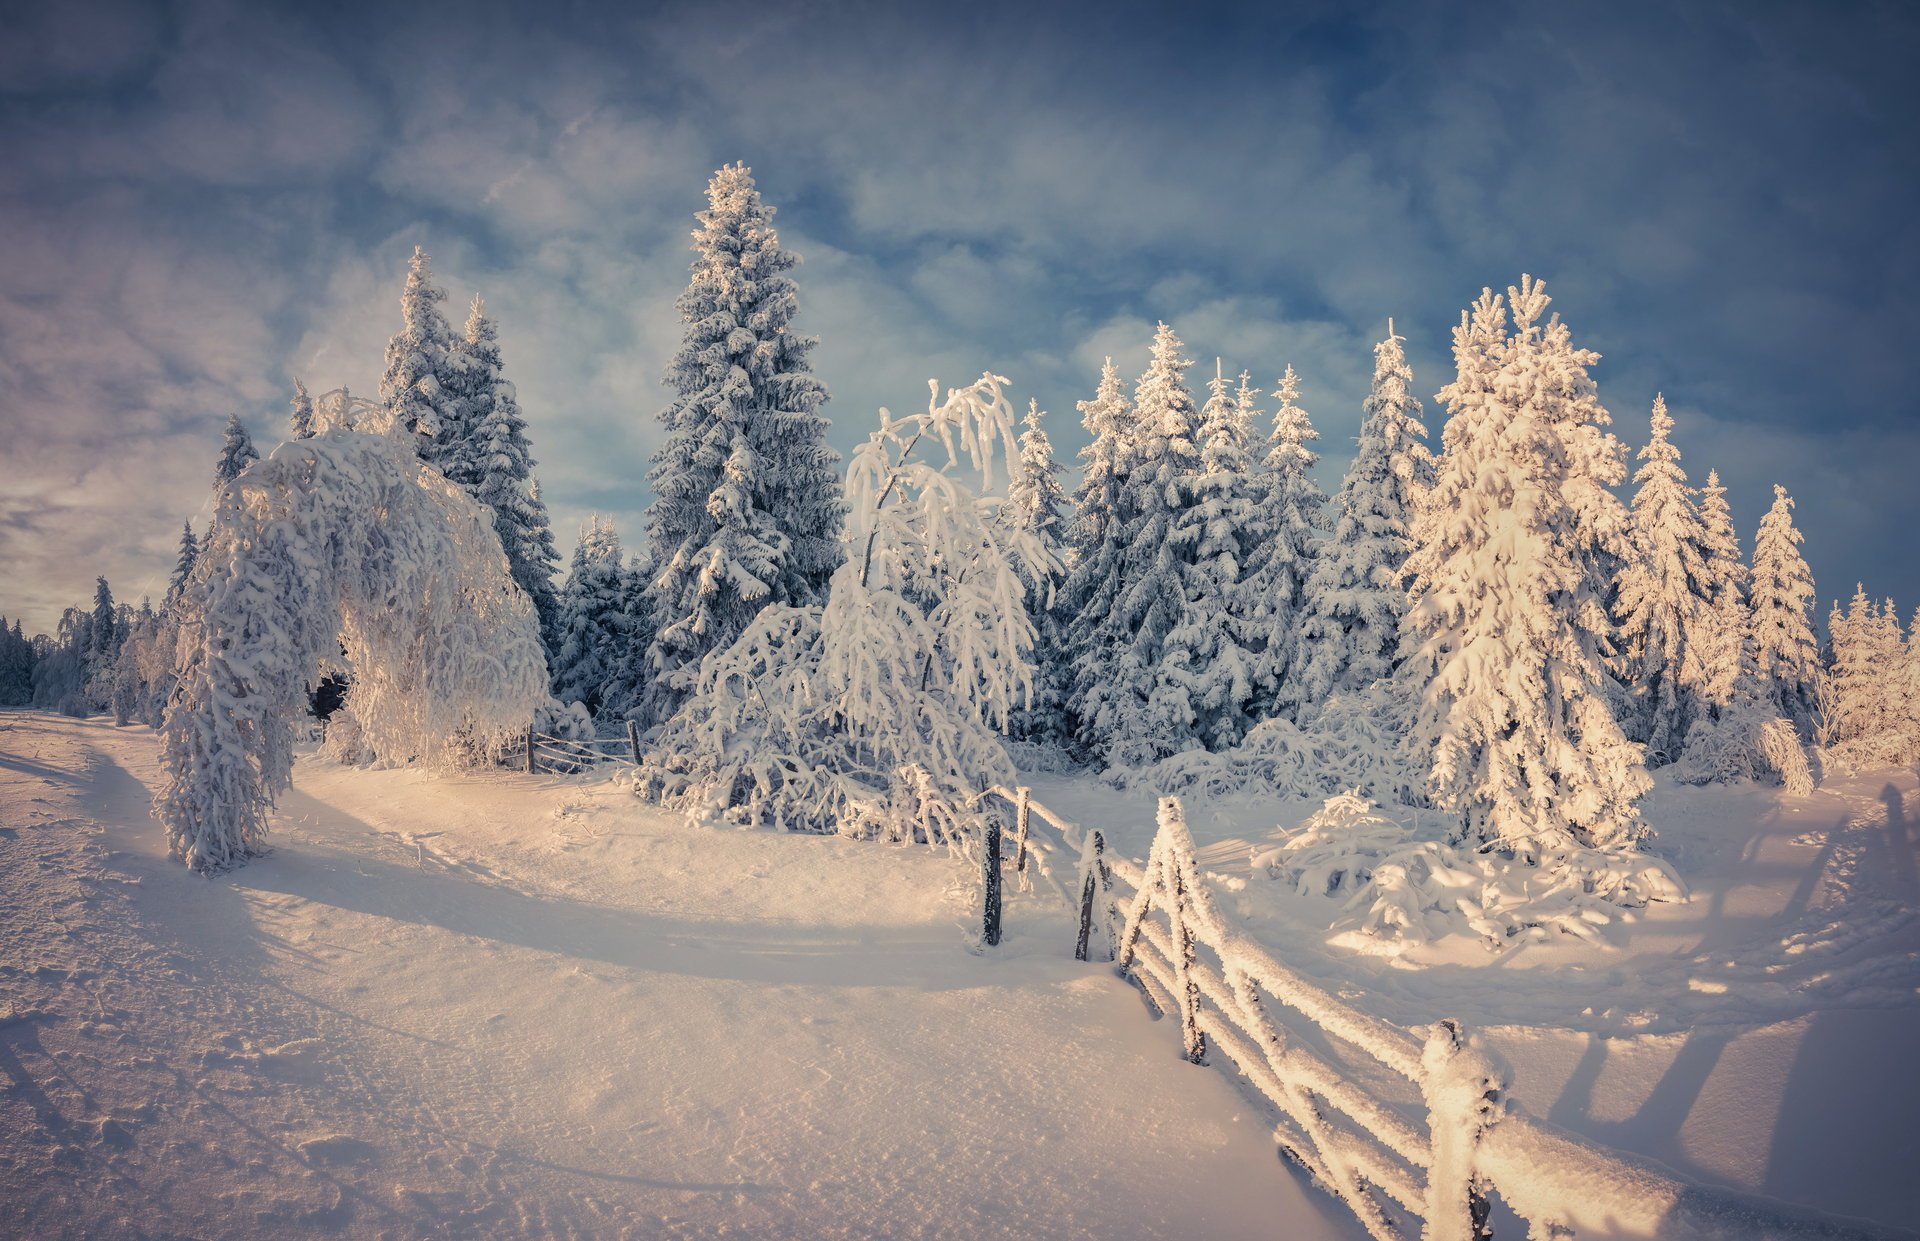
(1023, 765, 1920, 1232)
(0, 711, 1360, 1240)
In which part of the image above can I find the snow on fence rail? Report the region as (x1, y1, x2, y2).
(503, 719, 643, 774)
(974, 784, 1908, 1241)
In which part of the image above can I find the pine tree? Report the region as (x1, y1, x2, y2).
(1161, 361, 1260, 749)
(380, 246, 464, 456)
(1083, 323, 1203, 765)
(89, 577, 118, 665)
(1748, 484, 1823, 739)
(213, 414, 259, 489)
(1005, 400, 1070, 740)
(1688, 469, 1748, 715)
(1248, 365, 1326, 719)
(290, 378, 315, 440)
(451, 296, 562, 651)
(1290, 324, 1431, 708)
(643, 163, 843, 723)
(1826, 585, 1875, 748)
(1059, 358, 1136, 749)
(1614, 396, 1712, 764)
(1403, 277, 1649, 860)
(550, 517, 628, 714)
(166, 520, 199, 612)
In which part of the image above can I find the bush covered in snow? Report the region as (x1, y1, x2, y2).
(637, 374, 1051, 856)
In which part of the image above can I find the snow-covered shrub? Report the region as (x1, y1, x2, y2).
(156, 425, 549, 873)
(1252, 793, 1685, 951)
(1114, 684, 1417, 802)
(1672, 683, 1815, 796)
(638, 373, 1052, 855)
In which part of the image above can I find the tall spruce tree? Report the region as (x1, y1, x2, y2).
(1403, 278, 1649, 860)
(1614, 396, 1712, 764)
(1059, 358, 1136, 749)
(289, 378, 315, 440)
(166, 520, 199, 611)
(1747, 484, 1823, 739)
(643, 163, 843, 723)
(1161, 361, 1260, 749)
(213, 414, 259, 489)
(381, 246, 464, 458)
(1248, 365, 1326, 719)
(1291, 324, 1431, 709)
(452, 295, 562, 651)
(1005, 400, 1070, 740)
(550, 517, 629, 714)
(1687, 469, 1748, 715)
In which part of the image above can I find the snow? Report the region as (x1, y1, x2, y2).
(0, 711, 1362, 1239)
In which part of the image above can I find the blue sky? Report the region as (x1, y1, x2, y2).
(2, 0, 1917, 634)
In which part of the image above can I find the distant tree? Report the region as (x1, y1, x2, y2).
(380, 246, 464, 457)
(1290, 325, 1432, 710)
(1004, 400, 1070, 741)
(289, 378, 316, 440)
(643, 163, 843, 723)
(1248, 365, 1326, 720)
(1747, 484, 1823, 739)
(213, 414, 260, 489)
(550, 517, 628, 714)
(1687, 469, 1748, 716)
(166, 520, 199, 612)
(1059, 357, 1135, 751)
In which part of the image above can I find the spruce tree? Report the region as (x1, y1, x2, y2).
(452, 296, 562, 651)
(1403, 277, 1649, 860)
(290, 379, 315, 440)
(1688, 469, 1748, 715)
(165, 520, 199, 611)
(550, 517, 629, 714)
(380, 246, 464, 457)
(1005, 400, 1070, 740)
(1748, 484, 1823, 739)
(213, 414, 259, 489)
(1291, 324, 1432, 709)
(1614, 396, 1712, 764)
(1161, 361, 1259, 749)
(643, 163, 843, 722)
(88, 577, 119, 667)
(1248, 365, 1326, 719)
(1059, 358, 1135, 749)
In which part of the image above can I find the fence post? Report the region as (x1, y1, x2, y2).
(627, 719, 642, 766)
(526, 722, 537, 775)
(1421, 1018, 1498, 1241)
(1076, 830, 1109, 962)
(1014, 786, 1032, 875)
(982, 811, 1003, 947)
(1167, 839, 1206, 1066)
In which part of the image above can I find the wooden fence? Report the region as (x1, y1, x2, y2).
(975, 784, 1906, 1241)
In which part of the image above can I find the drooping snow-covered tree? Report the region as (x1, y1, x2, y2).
(450, 296, 562, 649)
(1747, 484, 1824, 739)
(1403, 277, 1652, 864)
(1614, 396, 1712, 764)
(1059, 358, 1136, 749)
(1290, 325, 1432, 710)
(643, 373, 1051, 850)
(643, 163, 844, 723)
(1686, 469, 1748, 715)
(213, 414, 260, 490)
(1077, 324, 1203, 766)
(290, 379, 315, 440)
(1004, 400, 1070, 740)
(1161, 361, 1260, 749)
(1248, 365, 1326, 720)
(380, 246, 464, 455)
(549, 516, 629, 714)
(156, 425, 549, 872)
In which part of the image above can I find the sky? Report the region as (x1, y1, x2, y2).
(2, 0, 1917, 635)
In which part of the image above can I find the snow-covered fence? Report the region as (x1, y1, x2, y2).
(504, 721, 643, 775)
(974, 785, 1904, 1241)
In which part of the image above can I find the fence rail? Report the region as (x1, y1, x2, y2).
(503, 718, 643, 775)
(974, 784, 1905, 1241)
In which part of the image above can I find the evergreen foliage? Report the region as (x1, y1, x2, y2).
(1747, 484, 1824, 739)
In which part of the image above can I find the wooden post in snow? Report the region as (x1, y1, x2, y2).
(1013, 785, 1032, 875)
(982, 812, 1003, 947)
(1076, 829, 1108, 962)
(526, 722, 537, 775)
(627, 719, 642, 766)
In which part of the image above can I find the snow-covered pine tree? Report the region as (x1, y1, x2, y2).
(380, 245, 464, 457)
(1161, 361, 1259, 750)
(1059, 357, 1136, 751)
(1687, 469, 1748, 715)
(1004, 399, 1070, 740)
(88, 577, 118, 665)
(1404, 278, 1652, 863)
(550, 516, 628, 713)
(213, 414, 259, 489)
(1614, 396, 1712, 764)
(1079, 324, 1203, 766)
(1290, 324, 1432, 710)
(643, 163, 843, 724)
(166, 520, 199, 611)
(1747, 484, 1823, 739)
(451, 295, 562, 650)
(1248, 365, 1326, 720)
(1826, 585, 1873, 749)
(290, 379, 315, 440)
